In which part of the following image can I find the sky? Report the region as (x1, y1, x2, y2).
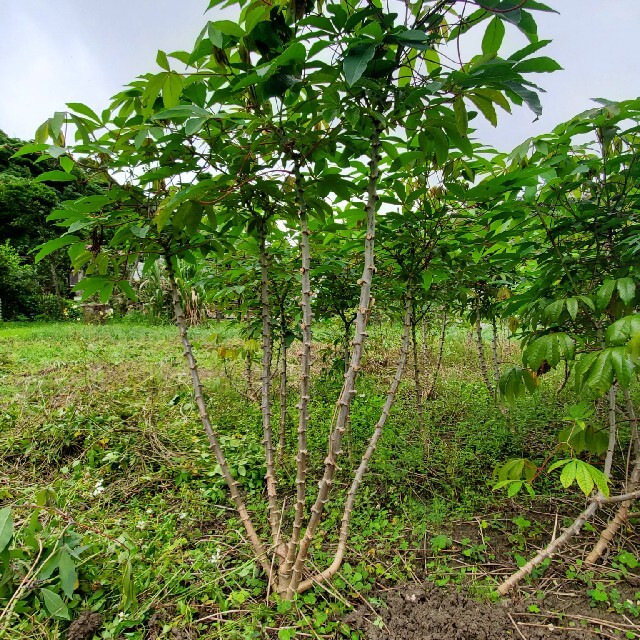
(1, 1, 639, 152)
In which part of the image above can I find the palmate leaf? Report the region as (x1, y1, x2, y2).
(498, 366, 539, 405)
(522, 333, 574, 370)
(576, 347, 637, 393)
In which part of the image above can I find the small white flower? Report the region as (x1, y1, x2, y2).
(209, 548, 222, 564)
(146, 508, 153, 514)
(136, 520, 146, 530)
(179, 512, 187, 520)
(91, 479, 105, 496)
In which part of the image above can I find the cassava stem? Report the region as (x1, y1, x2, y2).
(426, 308, 447, 399)
(491, 317, 500, 387)
(410, 294, 424, 430)
(166, 258, 271, 576)
(475, 303, 494, 396)
(280, 158, 313, 582)
(285, 119, 383, 596)
(296, 301, 412, 593)
(257, 218, 282, 552)
(585, 389, 639, 565)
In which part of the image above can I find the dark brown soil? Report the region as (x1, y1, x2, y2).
(66, 611, 103, 640)
(346, 583, 629, 639)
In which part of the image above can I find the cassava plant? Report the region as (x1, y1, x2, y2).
(479, 100, 640, 594)
(29, 0, 557, 598)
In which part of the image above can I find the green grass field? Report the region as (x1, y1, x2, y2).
(1, 319, 636, 639)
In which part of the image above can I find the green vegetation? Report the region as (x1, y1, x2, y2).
(0, 130, 104, 320)
(5, 319, 630, 639)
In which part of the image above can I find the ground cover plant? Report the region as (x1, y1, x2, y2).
(1, 0, 640, 637)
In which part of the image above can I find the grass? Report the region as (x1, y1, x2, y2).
(0, 318, 635, 639)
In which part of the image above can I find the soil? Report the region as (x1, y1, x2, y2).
(346, 583, 626, 639)
(66, 611, 103, 640)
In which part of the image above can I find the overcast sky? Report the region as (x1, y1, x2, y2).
(1, 1, 638, 151)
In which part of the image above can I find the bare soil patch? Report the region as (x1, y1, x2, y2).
(346, 582, 636, 639)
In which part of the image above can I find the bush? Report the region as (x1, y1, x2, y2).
(0, 242, 42, 320)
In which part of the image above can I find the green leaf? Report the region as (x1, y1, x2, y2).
(392, 29, 432, 50)
(207, 24, 223, 48)
(153, 104, 210, 120)
(509, 39, 552, 62)
(584, 350, 614, 394)
(584, 426, 609, 456)
(155, 201, 173, 231)
(173, 201, 203, 236)
(559, 460, 577, 488)
(343, 43, 376, 87)
(548, 458, 571, 473)
(513, 56, 562, 73)
(67, 102, 101, 123)
(453, 96, 468, 135)
(507, 481, 523, 498)
(33, 171, 77, 183)
(469, 93, 497, 127)
(156, 50, 170, 71)
(617, 277, 636, 305)
(59, 156, 75, 173)
(185, 117, 207, 136)
(58, 549, 77, 599)
(609, 346, 636, 388)
(162, 73, 184, 109)
(122, 558, 137, 610)
(35, 119, 50, 144)
(117, 281, 138, 302)
(38, 549, 61, 580)
(40, 588, 70, 620)
(269, 42, 306, 71)
(34, 236, 81, 263)
(587, 463, 609, 497)
(543, 299, 564, 323)
(575, 461, 595, 496)
(10, 143, 49, 158)
(566, 297, 578, 321)
(482, 16, 505, 56)
(628, 332, 640, 362)
(0, 508, 13, 553)
(523, 336, 549, 370)
(209, 20, 244, 37)
(99, 282, 114, 304)
(597, 279, 616, 311)
(72, 277, 109, 301)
